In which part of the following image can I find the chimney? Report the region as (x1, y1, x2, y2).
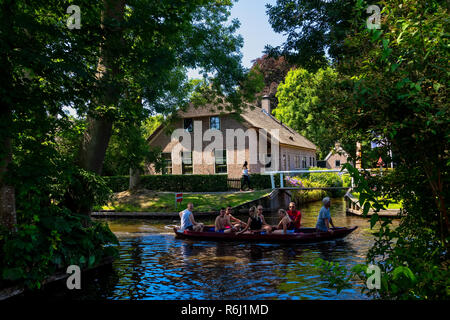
(261, 95, 270, 114)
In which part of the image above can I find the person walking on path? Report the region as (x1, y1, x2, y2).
(240, 161, 253, 191)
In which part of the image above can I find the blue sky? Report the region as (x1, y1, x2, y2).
(188, 0, 286, 78)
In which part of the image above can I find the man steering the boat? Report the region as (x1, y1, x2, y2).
(316, 197, 335, 233)
(179, 202, 204, 232)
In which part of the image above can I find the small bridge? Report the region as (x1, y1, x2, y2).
(261, 169, 352, 209)
(261, 169, 403, 218)
(262, 169, 354, 190)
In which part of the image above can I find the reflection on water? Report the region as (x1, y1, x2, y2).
(25, 198, 390, 300)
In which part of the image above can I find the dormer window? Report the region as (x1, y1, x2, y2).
(184, 118, 193, 132)
(210, 116, 220, 130)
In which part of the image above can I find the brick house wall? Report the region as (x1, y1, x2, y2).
(148, 115, 259, 178)
(280, 145, 316, 171)
(325, 152, 349, 169)
(147, 107, 317, 179)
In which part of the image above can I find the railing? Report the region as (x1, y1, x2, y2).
(227, 178, 241, 190)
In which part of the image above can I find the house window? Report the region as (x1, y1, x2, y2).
(295, 156, 300, 168)
(302, 156, 307, 168)
(263, 154, 272, 168)
(335, 160, 341, 167)
(214, 149, 227, 173)
(182, 151, 193, 174)
(282, 154, 286, 170)
(184, 118, 193, 132)
(210, 116, 220, 130)
(162, 153, 172, 174)
(309, 157, 312, 167)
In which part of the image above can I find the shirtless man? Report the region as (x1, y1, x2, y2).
(215, 208, 233, 233)
(225, 205, 247, 231)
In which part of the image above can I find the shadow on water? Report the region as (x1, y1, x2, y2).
(14, 197, 383, 300)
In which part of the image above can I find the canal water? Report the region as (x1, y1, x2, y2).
(24, 198, 384, 300)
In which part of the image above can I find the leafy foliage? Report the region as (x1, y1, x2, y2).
(265, 0, 356, 71)
(0, 0, 249, 290)
(310, 0, 449, 299)
(249, 54, 294, 109)
(274, 67, 343, 158)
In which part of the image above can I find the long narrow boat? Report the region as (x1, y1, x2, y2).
(173, 226, 357, 243)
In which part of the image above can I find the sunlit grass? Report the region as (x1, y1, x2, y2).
(351, 192, 402, 210)
(96, 189, 270, 212)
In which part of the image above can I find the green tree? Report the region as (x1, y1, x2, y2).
(314, 0, 449, 299)
(274, 67, 342, 158)
(0, 0, 248, 288)
(250, 54, 294, 109)
(265, 0, 356, 71)
(64, 0, 247, 213)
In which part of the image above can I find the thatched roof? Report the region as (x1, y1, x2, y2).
(148, 103, 317, 151)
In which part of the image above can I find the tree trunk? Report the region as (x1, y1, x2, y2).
(63, 0, 125, 216)
(129, 167, 141, 190)
(0, 135, 16, 232)
(78, 0, 125, 175)
(79, 116, 114, 175)
(0, 1, 16, 231)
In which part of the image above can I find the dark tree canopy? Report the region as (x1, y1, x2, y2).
(265, 0, 356, 71)
(250, 54, 294, 109)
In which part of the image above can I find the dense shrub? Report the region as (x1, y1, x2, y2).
(290, 179, 327, 204)
(293, 167, 349, 197)
(248, 174, 280, 190)
(102, 175, 129, 193)
(103, 174, 230, 192)
(140, 175, 229, 192)
(1, 164, 118, 289)
(103, 172, 346, 194)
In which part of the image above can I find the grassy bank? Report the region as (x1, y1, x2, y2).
(288, 170, 352, 205)
(95, 189, 270, 213)
(351, 192, 403, 209)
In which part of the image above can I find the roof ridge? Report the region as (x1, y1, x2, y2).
(260, 108, 299, 136)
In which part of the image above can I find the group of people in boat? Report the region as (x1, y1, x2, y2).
(178, 197, 336, 234)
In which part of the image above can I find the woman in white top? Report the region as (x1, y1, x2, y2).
(240, 161, 253, 191)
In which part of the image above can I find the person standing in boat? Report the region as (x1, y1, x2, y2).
(316, 197, 335, 233)
(273, 209, 293, 234)
(240, 161, 253, 191)
(215, 207, 233, 233)
(287, 202, 302, 230)
(179, 202, 203, 232)
(237, 205, 272, 234)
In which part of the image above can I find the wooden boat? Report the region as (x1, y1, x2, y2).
(173, 226, 358, 243)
